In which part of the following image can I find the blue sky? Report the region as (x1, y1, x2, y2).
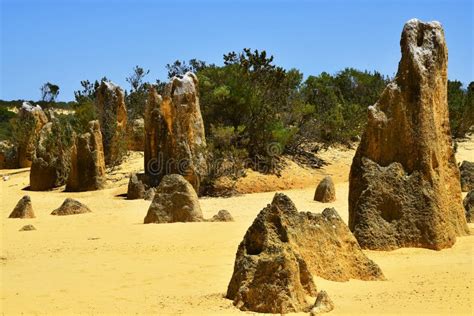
(1, 0, 472, 101)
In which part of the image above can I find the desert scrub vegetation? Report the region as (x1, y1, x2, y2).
(1, 48, 472, 174)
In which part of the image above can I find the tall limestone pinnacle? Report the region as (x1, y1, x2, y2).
(95, 81, 128, 166)
(144, 72, 207, 193)
(348, 19, 469, 250)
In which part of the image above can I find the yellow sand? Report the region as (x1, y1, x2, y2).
(1, 139, 473, 315)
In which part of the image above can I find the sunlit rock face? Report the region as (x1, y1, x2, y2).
(349, 19, 469, 250)
(144, 72, 207, 193)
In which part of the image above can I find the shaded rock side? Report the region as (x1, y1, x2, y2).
(144, 73, 207, 193)
(348, 19, 469, 250)
(463, 190, 474, 223)
(144, 174, 203, 223)
(459, 161, 474, 192)
(226, 193, 383, 313)
(9, 195, 35, 219)
(29, 121, 73, 191)
(51, 198, 91, 216)
(66, 120, 106, 191)
(314, 176, 336, 202)
(16, 102, 49, 168)
(95, 81, 128, 166)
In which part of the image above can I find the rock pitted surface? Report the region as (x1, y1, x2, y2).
(144, 73, 207, 193)
(314, 176, 336, 202)
(66, 120, 106, 192)
(30, 121, 72, 191)
(226, 193, 383, 313)
(459, 161, 474, 192)
(51, 198, 91, 216)
(9, 195, 35, 219)
(144, 174, 203, 224)
(348, 19, 469, 250)
(463, 190, 474, 223)
(16, 102, 49, 168)
(95, 81, 128, 166)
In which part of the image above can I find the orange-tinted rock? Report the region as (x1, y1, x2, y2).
(144, 73, 207, 193)
(349, 19, 469, 250)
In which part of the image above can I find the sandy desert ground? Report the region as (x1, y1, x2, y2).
(1, 139, 473, 315)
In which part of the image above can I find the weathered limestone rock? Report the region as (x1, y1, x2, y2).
(127, 118, 145, 151)
(30, 121, 72, 191)
(9, 195, 35, 218)
(463, 190, 474, 223)
(310, 291, 334, 315)
(144, 73, 207, 193)
(66, 120, 106, 192)
(19, 224, 36, 231)
(349, 19, 469, 250)
(95, 81, 127, 166)
(51, 198, 91, 216)
(314, 176, 336, 202)
(226, 193, 383, 313)
(459, 161, 474, 192)
(127, 173, 146, 200)
(209, 209, 234, 222)
(16, 102, 48, 168)
(144, 174, 203, 224)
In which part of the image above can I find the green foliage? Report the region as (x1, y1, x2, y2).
(126, 66, 150, 120)
(0, 107, 15, 140)
(166, 59, 207, 78)
(448, 80, 474, 138)
(197, 49, 303, 171)
(10, 112, 36, 148)
(70, 100, 97, 134)
(300, 68, 389, 143)
(43, 116, 75, 153)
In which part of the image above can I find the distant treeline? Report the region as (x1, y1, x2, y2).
(1, 49, 473, 171)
